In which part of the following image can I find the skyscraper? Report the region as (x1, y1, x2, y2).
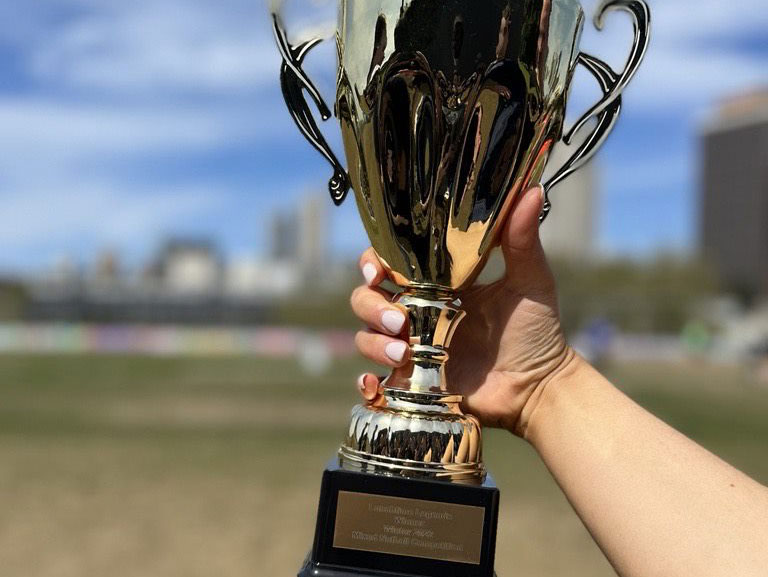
(476, 139, 596, 285)
(700, 90, 768, 298)
(268, 193, 330, 284)
(539, 140, 596, 261)
(270, 211, 298, 261)
(297, 193, 329, 281)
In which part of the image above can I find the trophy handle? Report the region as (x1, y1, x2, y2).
(272, 13, 350, 205)
(540, 0, 651, 222)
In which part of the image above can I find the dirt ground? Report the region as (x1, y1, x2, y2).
(0, 354, 765, 577)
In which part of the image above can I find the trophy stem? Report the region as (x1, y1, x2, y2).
(385, 288, 466, 396)
(339, 287, 485, 483)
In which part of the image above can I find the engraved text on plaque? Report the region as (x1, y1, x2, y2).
(333, 491, 485, 564)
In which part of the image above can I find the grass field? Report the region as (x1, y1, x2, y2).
(0, 354, 766, 577)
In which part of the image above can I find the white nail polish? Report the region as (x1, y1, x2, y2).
(385, 341, 408, 363)
(362, 263, 377, 286)
(357, 374, 366, 391)
(381, 310, 406, 334)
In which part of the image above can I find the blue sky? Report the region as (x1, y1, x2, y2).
(0, 0, 766, 273)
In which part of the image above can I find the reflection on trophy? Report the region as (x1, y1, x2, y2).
(273, 1, 649, 575)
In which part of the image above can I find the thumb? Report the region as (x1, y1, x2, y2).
(500, 184, 555, 295)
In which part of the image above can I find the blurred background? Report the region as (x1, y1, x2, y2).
(0, 0, 767, 575)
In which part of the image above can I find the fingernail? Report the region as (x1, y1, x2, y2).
(381, 309, 406, 334)
(385, 341, 408, 363)
(358, 374, 378, 401)
(362, 263, 377, 286)
(534, 183, 545, 205)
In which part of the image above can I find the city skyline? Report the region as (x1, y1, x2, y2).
(0, 0, 766, 274)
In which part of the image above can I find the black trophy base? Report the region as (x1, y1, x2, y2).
(298, 461, 499, 577)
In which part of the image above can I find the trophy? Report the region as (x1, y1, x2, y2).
(273, 1, 649, 575)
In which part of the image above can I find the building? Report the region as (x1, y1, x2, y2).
(224, 258, 301, 298)
(154, 239, 223, 295)
(20, 207, 339, 323)
(25, 240, 269, 325)
(539, 139, 597, 261)
(271, 211, 298, 261)
(297, 193, 329, 281)
(700, 90, 768, 298)
(268, 193, 332, 286)
(476, 137, 597, 283)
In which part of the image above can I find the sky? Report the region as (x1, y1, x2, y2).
(0, 0, 766, 273)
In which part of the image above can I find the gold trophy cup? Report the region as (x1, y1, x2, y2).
(273, 1, 649, 574)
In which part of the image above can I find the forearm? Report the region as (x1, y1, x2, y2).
(522, 355, 768, 577)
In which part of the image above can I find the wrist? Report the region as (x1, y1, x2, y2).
(513, 348, 590, 442)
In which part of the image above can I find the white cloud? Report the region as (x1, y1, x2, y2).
(0, 0, 765, 268)
(21, 1, 281, 94)
(0, 94, 292, 269)
(651, 0, 768, 39)
(0, 99, 244, 154)
(8, 0, 768, 106)
(0, 182, 227, 271)
(0, 0, 316, 270)
(0, 96, 293, 193)
(575, 0, 768, 113)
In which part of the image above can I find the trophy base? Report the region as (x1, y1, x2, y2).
(297, 460, 499, 577)
(298, 556, 499, 577)
(340, 396, 486, 484)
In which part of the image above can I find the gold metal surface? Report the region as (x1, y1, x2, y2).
(339, 384, 484, 482)
(273, 0, 651, 483)
(336, 0, 583, 290)
(333, 491, 485, 564)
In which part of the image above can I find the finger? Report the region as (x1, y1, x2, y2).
(359, 247, 386, 287)
(354, 330, 410, 367)
(500, 184, 555, 294)
(356, 373, 381, 402)
(350, 285, 406, 336)
(503, 184, 544, 254)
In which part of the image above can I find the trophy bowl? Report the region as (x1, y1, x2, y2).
(273, 0, 649, 483)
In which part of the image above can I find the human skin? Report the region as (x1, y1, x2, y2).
(350, 185, 768, 577)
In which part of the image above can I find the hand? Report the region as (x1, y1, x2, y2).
(350, 184, 576, 437)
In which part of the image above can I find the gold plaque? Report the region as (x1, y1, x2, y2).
(333, 491, 485, 565)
